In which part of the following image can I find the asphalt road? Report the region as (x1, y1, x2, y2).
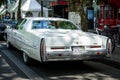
(0, 41, 120, 80)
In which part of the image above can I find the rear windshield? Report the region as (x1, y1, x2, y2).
(32, 20, 78, 30)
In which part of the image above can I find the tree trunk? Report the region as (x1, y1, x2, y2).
(0, 0, 6, 6)
(69, 0, 88, 31)
(17, 0, 21, 21)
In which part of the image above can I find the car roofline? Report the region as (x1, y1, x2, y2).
(24, 17, 69, 21)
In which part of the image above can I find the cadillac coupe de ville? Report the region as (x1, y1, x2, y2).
(6, 17, 112, 64)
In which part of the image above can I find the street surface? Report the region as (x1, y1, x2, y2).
(0, 39, 120, 80)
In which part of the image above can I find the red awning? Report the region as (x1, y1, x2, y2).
(108, 0, 120, 7)
(51, 1, 68, 6)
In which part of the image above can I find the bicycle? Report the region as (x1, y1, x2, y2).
(96, 24, 119, 53)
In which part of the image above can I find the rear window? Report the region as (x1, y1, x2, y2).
(32, 20, 78, 30)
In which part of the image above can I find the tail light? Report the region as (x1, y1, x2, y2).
(51, 46, 69, 50)
(90, 46, 101, 48)
(51, 47, 65, 50)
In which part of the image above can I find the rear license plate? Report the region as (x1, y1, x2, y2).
(72, 46, 85, 54)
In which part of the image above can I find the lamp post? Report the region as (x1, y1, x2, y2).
(41, 0, 43, 17)
(5, 0, 10, 19)
(39, 0, 56, 17)
(6, 0, 8, 13)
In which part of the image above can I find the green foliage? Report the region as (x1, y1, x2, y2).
(95, 0, 101, 5)
(69, 0, 88, 31)
(0, 0, 6, 6)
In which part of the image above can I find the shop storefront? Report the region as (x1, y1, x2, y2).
(97, 0, 120, 30)
(51, 0, 68, 19)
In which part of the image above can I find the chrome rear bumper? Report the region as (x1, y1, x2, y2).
(45, 49, 108, 61)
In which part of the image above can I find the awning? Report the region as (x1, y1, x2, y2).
(51, 1, 68, 6)
(8, 0, 19, 12)
(21, 0, 48, 11)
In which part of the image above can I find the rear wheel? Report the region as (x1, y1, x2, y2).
(40, 39, 46, 62)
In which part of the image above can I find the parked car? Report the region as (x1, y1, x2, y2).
(6, 17, 112, 64)
(0, 22, 7, 39)
(3, 20, 18, 41)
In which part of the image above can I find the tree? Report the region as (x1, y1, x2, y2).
(69, 0, 86, 31)
(17, 0, 22, 21)
(0, 0, 17, 8)
(95, 0, 101, 5)
(69, 0, 101, 31)
(0, 0, 6, 7)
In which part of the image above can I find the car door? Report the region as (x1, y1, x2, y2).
(6, 24, 18, 48)
(13, 19, 27, 49)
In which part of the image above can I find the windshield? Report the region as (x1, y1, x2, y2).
(32, 20, 79, 30)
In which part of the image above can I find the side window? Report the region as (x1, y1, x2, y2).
(32, 20, 48, 29)
(32, 20, 41, 29)
(60, 21, 78, 29)
(66, 22, 78, 29)
(59, 21, 68, 29)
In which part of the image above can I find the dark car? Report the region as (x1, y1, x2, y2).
(3, 20, 18, 41)
(0, 22, 7, 39)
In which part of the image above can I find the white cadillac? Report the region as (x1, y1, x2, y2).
(6, 17, 112, 64)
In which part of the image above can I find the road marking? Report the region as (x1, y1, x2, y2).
(2, 50, 44, 80)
